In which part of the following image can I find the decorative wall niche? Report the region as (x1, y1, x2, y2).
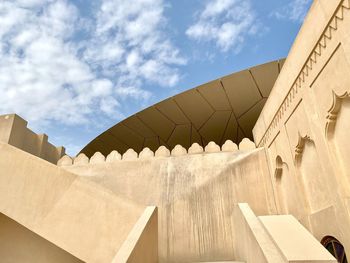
(326, 93, 350, 192)
(325, 91, 350, 139)
(294, 133, 311, 166)
(274, 155, 288, 214)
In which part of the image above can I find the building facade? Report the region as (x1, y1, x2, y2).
(0, 0, 349, 262)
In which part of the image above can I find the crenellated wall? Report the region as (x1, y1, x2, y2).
(58, 138, 276, 263)
(0, 114, 65, 164)
(57, 138, 256, 167)
(253, 0, 350, 257)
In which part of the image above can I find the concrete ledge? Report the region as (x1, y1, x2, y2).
(112, 206, 158, 263)
(258, 215, 337, 262)
(234, 203, 284, 263)
(234, 203, 337, 263)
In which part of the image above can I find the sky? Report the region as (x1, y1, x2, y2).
(0, 0, 312, 155)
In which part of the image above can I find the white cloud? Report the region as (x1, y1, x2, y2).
(0, 0, 185, 131)
(271, 0, 312, 23)
(186, 0, 258, 52)
(14, 0, 50, 8)
(0, 0, 98, 125)
(99, 97, 122, 117)
(116, 86, 152, 101)
(85, 0, 187, 89)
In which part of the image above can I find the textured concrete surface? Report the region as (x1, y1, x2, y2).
(64, 148, 276, 262)
(0, 142, 145, 263)
(113, 206, 158, 263)
(259, 215, 336, 262)
(0, 213, 83, 263)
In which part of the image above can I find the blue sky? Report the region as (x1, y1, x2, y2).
(0, 0, 312, 155)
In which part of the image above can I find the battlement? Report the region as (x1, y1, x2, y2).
(57, 138, 256, 166)
(0, 114, 65, 164)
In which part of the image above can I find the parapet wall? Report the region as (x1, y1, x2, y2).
(0, 141, 145, 263)
(0, 114, 65, 164)
(60, 141, 276, 263)
(58, 138, 256, 166)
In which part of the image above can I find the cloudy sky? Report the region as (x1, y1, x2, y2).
(0, 0, 312, 155)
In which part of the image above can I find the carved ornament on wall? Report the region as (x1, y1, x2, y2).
(325, 91, 349, 139)
(258, 0, 349, 147)
(295, 133, 311, 165)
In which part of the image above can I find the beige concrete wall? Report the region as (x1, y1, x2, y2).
(112, 206, 158, 263)
(253, 0, 350, 258)
(0, 142, 146, 263)
(234, 203, 336, 263)
(62, 147, 276, 263)
(259, 215, 336, 262)
(233, 203, 284, 263)
(0, 213, 83, 263)
(0, 114, 65, 163)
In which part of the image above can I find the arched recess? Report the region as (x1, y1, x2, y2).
(321, 236, 348, 263)
(274, 155, 288, 214)
(325, 91, 350, 139)
(294, 134, 311, 165)
(294, 134, 331, 213)
(325, 91, 350, 192)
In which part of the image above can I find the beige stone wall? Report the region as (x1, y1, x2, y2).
(61, 144, 276, 263)
(0, 213, 83, 263)
(112, 206, 158, 263)
(0, 142, 146, 263)
(253, 0, 350, 257)
(0, 114, 65, 163)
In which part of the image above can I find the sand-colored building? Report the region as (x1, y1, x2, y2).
(0, 0, 350, 262)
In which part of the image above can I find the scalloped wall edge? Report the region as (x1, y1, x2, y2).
(57, 138, 256, 166)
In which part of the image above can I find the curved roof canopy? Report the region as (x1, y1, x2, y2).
(81, 59, 285, 157)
